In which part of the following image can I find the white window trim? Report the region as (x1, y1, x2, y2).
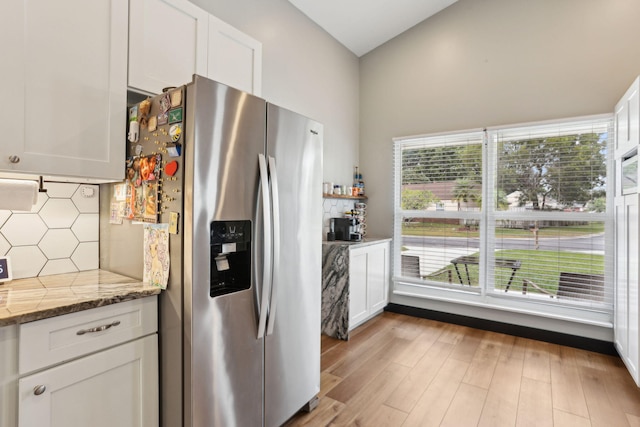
(392, 114, 614, 328)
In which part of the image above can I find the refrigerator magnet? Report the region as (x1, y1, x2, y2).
(170, 89, 182, 107)
(160, 93, 171, 113)
(128, 121, 140, 143)
(129, 105, 138, 122)
(148, 115, 157, 132)
(168, 107, 183, 124)
(169, 123, 182, 142)
(166, 144, 181, 157)
(157, 112, 168, 125)
(165, 160, 179, 176)
(169, 212, 179, 234)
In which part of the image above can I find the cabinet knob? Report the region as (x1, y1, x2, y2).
(8, 155, 20, 164)
(33, 385, 46, 396)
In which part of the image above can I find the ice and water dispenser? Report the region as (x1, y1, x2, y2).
(210, 220, 251, 297)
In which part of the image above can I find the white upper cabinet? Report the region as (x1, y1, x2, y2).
(128, 0, 209, 94)
(615, 76, 639, 159)
(128, 0, 262, 96)
(207, 15, 262, 96)
(1, 0, 128, 181)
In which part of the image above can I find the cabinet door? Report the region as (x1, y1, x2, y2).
(0, 325, 18, 427)
(367, 242, 390, 314)
(19, 335, 158, 427)
(0, 0, 127, 181)
(627, 196, 639, 384)
(615, 77, 640, 158)
(349, 249, 369, 328)
(208, 15, 262, 96)
(128, 0, 208, 94)
(614, 196, 629, 360)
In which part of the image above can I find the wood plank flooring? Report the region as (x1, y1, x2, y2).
(284, 311, 640, 427)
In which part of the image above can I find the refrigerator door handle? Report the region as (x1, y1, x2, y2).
(257, 153, 272, 339)
(266, 156, 280, 336)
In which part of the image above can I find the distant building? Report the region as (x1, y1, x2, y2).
(403, 181, 480, 211)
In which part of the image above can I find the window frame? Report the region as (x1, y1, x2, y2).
(392, 115, 614, 326)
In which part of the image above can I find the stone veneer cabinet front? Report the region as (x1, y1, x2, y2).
(321, 239, 390, 340)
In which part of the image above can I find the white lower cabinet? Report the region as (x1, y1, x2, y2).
(348, 241, 390, 330)
(2, 297, 159, 427)
(0, 325, 18, 427)
(615, 193, 640, 386)
(19, 335, 158, 427)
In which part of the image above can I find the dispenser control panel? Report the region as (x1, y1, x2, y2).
(210, 220, 251, 298)
(211, 220, 250, 245)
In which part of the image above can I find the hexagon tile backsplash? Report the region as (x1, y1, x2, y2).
(0, 182, 99, 279)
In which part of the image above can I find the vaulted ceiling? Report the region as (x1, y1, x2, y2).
(287, 0, 458, 57)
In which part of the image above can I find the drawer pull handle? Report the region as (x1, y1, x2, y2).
(76, 320, 121, 335)
(33, 385, 46, 396)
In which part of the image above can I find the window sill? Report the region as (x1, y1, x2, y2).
(392, 279, 613, 331)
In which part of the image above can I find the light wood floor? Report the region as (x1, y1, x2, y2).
(285, 311, 640, 427)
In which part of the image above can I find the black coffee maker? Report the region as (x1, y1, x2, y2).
(333, 217, 362, 241)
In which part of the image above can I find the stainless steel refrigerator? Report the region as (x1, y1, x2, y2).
(114, 75, 323, 426)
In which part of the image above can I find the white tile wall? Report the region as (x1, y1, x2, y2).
(0, 182, 99, 279)
(322, 198, 359, 237)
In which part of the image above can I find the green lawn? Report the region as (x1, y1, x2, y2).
(425, 249, 604, 296)
(402, 221, 604, 238)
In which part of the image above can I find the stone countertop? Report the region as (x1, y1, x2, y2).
(0, 270, 160, 326)
(322, 236, 391, 249)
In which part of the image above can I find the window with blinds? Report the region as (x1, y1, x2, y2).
(394, 131, 485, 293)
(393, 116, 613, 313)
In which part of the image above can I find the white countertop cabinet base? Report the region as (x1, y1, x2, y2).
(0, 297, 158, 427)
(18, 335, 158, 427)
(349, 241, 391, 331)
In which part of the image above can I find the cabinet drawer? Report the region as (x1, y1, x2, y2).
(19, 296, 157, 374)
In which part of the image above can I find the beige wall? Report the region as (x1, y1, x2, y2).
(193, 0, 360, 187)
(360, 0, 640, 238)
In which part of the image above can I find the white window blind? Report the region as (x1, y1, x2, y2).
(488, 118, 612, 309)
(393, 116, 613, 315)
(394, 131, 485, 293)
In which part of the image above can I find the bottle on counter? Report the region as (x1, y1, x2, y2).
(354, 166, 365, 197)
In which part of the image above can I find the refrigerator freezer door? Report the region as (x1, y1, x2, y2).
(183, 75, 267, 427)
(264, 104, 323, 427)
